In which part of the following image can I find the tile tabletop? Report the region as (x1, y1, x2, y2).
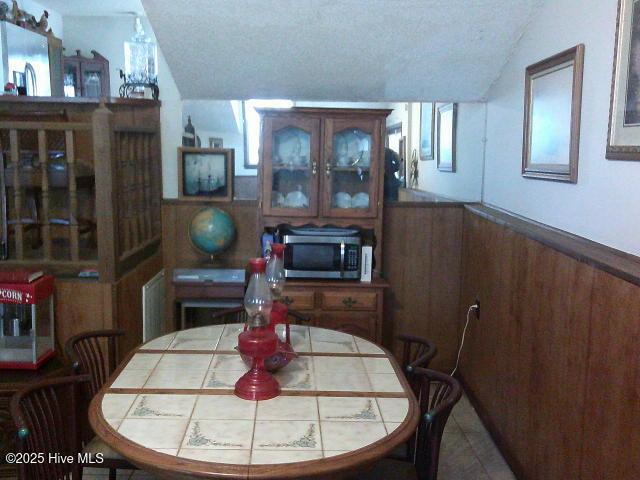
(93, 324, 418, 479)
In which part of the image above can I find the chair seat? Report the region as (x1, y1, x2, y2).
(82, 436, 129, 465)
(353, 459, 417, 480)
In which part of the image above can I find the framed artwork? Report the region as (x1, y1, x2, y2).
(437, 103, 457, 172)
(208, 137, 224, 148)
(607, 0, 640, 160)
(178, 147, 233, 202)
(419, 102, 435, 160)
(522, 45, 584, 183)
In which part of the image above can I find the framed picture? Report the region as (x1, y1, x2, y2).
(208, 137, 224, 148)
(419, 102, 435, 160)
(522, 45, 584, 183)
(178, 147, 233, 202)
(437, 103, 457, 172)
(607, 0, 640, 160)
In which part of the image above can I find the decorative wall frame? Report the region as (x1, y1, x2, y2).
(419, 102, 435, 160)
(178, 147, 233, 202)
(522, 45, 584, 183)
(607, 0, 640, 160)
(437, 103, 457, 172)
(208, 137, 224, 148)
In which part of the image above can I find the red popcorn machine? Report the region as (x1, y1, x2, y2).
(0, 274, 55, 370)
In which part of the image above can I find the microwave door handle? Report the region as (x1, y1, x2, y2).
(340, 241, 345, 278)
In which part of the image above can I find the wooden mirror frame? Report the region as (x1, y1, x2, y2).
(436, 103, 457, 172)
(522, 44, 584, 183)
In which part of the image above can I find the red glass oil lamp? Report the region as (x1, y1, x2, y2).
(234, 258, 281, 400)
(266, 243, 287, 326)
(265, 243, 297, 370)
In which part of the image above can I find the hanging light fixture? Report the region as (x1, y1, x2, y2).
(119, 16, 159, 100)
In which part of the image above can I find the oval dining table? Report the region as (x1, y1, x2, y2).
(89, 323, 420, 479)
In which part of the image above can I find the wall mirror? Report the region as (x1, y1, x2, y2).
(522, 45, 584, 183)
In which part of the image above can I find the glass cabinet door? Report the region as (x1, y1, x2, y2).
(322, 118, 380, 218)
(261, 116, 320, 217)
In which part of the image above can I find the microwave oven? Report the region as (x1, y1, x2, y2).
(278, 228, 361, 280)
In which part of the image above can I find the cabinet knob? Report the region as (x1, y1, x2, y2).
(312, 160, 317, 176)
(325, 162, 332, 177)
(282, 296, 294, 306)
(342, 297, 358, 308)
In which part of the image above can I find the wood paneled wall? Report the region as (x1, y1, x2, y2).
(54, 249, 163, 359)
(161, 200, 259, 330)
(459, 205, 640, 480)
(383, 203, 464, 371)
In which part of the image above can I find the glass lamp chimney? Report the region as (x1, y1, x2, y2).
(124, 17, 158, 84)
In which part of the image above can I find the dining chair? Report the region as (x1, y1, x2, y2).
(65, 329, 134, 480)
(354, 368, 462, 480)
(10, 375, 90, 480)
(211, 305, 311, 325)
(398, 334, 438, 373)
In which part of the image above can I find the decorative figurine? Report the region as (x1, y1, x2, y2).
(409, 148, 419, 188)
(10, 0, 24, 24)
(0, 2, 9, 21)
(36, 10, 47, 32)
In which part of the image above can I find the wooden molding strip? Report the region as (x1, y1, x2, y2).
(106, 387, 408, 398)
(467, 204, 640, 287)
(139, 349, 386, 357)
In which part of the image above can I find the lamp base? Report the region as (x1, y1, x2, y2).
(234, 366, 281, 401)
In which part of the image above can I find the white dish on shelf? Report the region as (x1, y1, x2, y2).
(333, 191, 352, 209)
(351, 192, 370, 208)
(285, 190, 309, 208)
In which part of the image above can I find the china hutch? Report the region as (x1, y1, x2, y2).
(258, 107, 390, 342)
(63, 50, 110, 98)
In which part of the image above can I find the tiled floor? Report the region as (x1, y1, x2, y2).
(82, 391, 517, 480)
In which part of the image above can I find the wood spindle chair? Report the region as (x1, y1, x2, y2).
(10, 375, 90, 480)
(394, 334, 438, 462)
(64, 329, 134, 480)
(355, 368, 462, 480)
(65, 329, 124, 398)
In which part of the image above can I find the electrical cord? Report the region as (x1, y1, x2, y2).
(451, 304, 478, 376)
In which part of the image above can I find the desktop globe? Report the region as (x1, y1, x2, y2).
(188, 207, 236, 261)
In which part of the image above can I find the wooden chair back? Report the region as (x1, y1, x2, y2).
(412, 367, 462, 480)
(397, 334, 437, 398)
(64, 329, 125, 398)
(10, 375, 90, 480)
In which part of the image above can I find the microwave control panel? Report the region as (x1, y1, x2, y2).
(345, 245, 360, 271)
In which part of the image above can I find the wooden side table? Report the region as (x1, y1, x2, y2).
(172, 269, 246, 330)
(0, 356, 68, 478)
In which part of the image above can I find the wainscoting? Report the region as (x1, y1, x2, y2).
(383, 202, 465, 371)
(459, 205, 640, 480)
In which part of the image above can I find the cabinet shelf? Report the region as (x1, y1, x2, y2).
(272, 165, 311, 172)
(332, 166, 370, 173)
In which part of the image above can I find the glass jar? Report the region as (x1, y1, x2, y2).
(244, 258, 272, 328)
(265, 243, 286, 301)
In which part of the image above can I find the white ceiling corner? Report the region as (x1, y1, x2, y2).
(143, 0, 544, 101)
(43, 0, 144, 16)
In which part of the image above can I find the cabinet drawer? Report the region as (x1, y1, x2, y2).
(281, 290, 315, 310)
(316, 313, 377, 342)
(320, 291, 378, 311)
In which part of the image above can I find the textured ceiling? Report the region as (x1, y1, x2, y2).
(42, 0, 143, 16)
(142, 0, 543, 102)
